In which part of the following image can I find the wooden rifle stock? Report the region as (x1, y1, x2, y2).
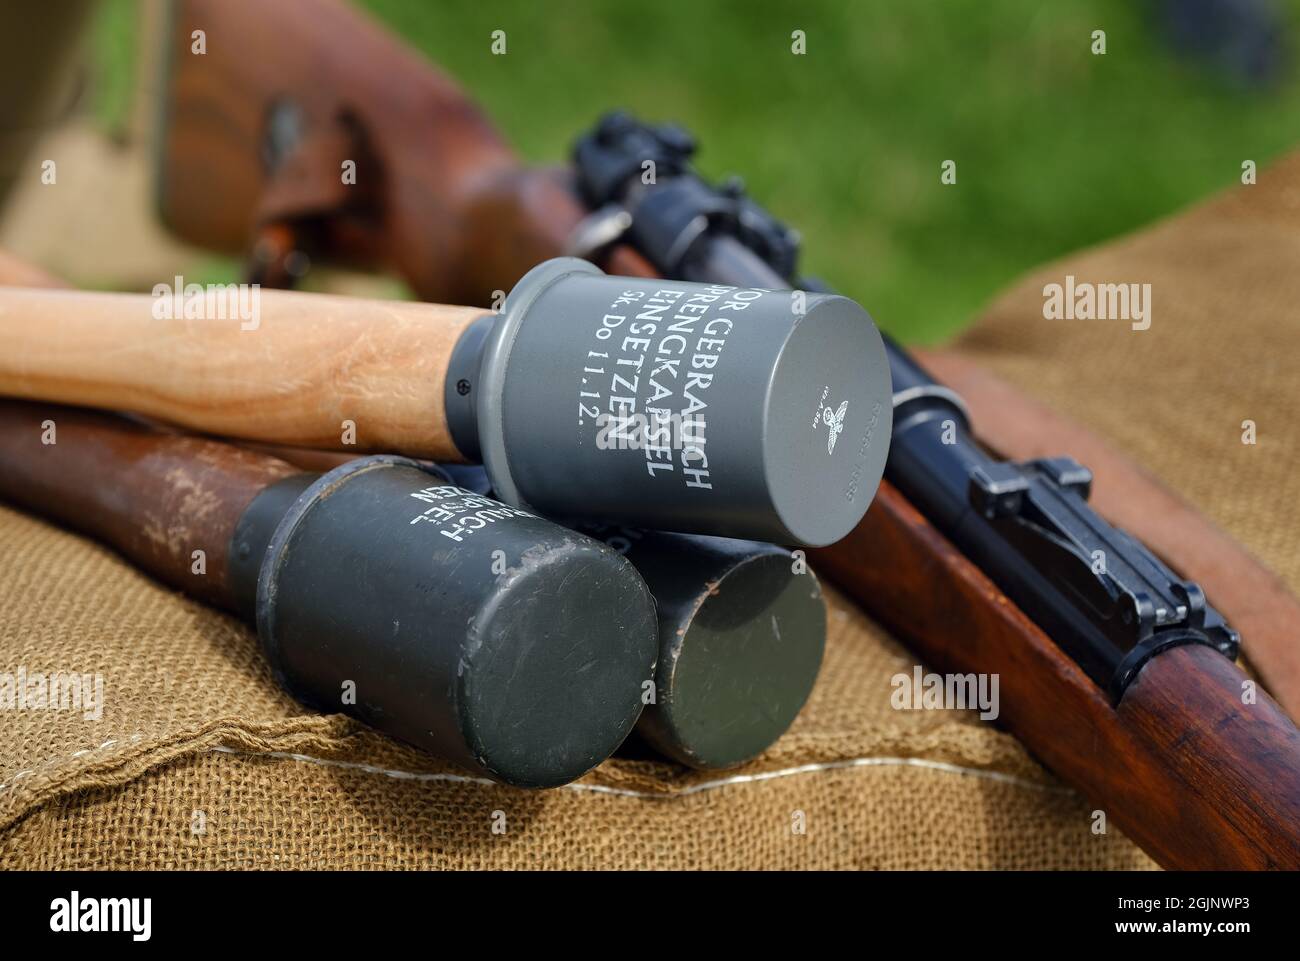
(154, 0, 1300, 867)
(159, 0, 654, 305)
(158, 0, 516, 302)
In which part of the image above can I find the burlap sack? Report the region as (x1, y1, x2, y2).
(3, 155, 1294, 870)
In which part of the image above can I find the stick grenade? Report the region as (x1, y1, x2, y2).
(440, 464, 827, 769)
(0, 258, 893, 545)
(0, 400, 658, 788)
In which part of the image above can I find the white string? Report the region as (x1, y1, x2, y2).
(207, 745, 1071, 798)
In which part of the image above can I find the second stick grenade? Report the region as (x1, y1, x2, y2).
(0, 259, 893, 546)
(0, 401, 658, 788)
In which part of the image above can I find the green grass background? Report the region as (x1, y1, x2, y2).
(95, 0, 1300, 343)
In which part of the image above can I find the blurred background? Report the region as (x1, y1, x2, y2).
(3, 0, 1299, 342)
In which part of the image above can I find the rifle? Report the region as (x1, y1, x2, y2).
(150, 0, 1300, 869)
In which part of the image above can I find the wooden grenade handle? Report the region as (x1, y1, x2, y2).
(0, 400, 299, 610)
(0, 286, 488, 458)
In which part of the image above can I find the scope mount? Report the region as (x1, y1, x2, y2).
(572, 110, 802, 282)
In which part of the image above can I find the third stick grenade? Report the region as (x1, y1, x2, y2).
(0, 260, 892, 547)
(0, 399, 658, 788)
(438, 463, 828, 770)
